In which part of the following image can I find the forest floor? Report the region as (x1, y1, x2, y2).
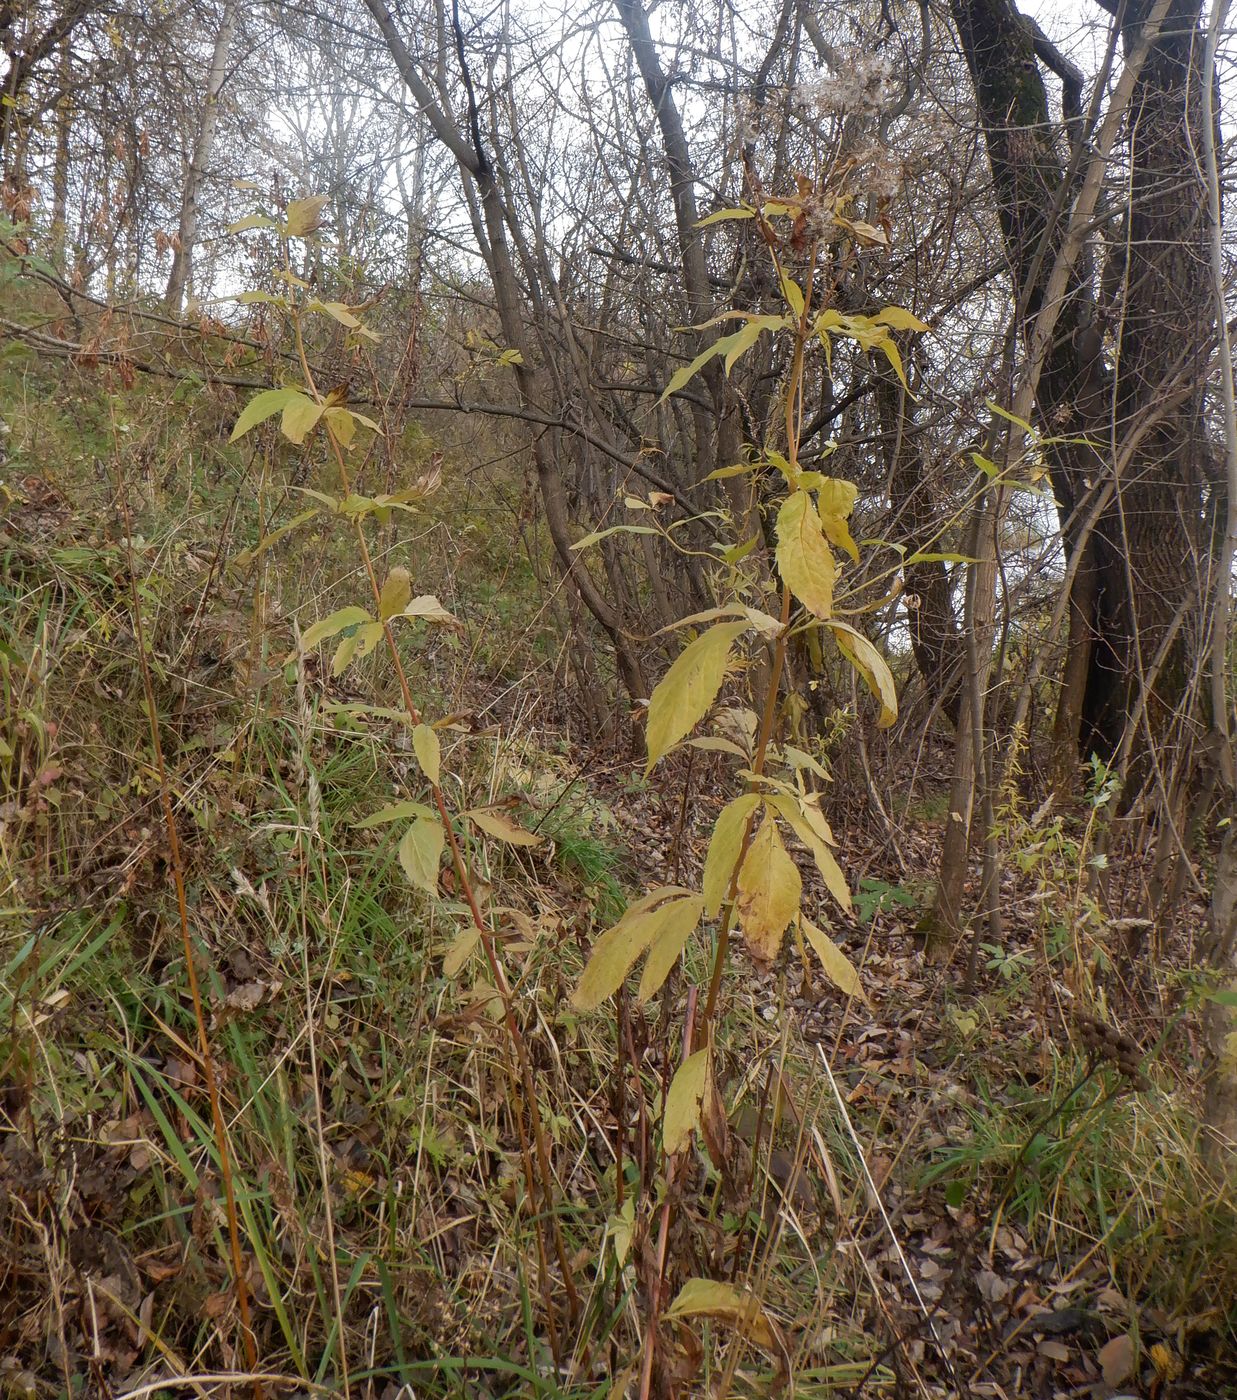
(2, 360, 1236, 1400)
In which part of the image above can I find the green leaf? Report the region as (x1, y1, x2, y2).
(234, 289, 287, 306)
(229, 386, 301, 441)
(331, 620, 382, 676)
(608, 1195, 636, 1264)
(904, 551, 977, 565)
(799, 915, 866, 1001)
(299, 605, 372, 652)
(354, 800, 435, 829)
(413, 724, 440, 785)
(663, 1049, 710, 1156)
(776, 490, 836, 619)
(659, 327, 757, 403)
(827, 620, 897, 728)
(399, 815, 444, 895)
(702, 793, 762, 917)
(571, 524, 661, 551)
(645, 621, 750, 770)
(231, 507, 320, 567)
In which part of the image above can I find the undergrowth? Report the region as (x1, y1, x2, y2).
(2, 210, 1235, 1400)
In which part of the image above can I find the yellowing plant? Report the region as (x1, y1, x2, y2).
(573, 182, 924, 1188)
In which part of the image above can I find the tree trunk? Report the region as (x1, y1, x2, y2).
(362, 0, 649, 701)
(49, 37, 70, 272)
(951, 0, 1212, 793)
(164, 0, 238, 315)
(1203, 819, 1237, 1170)
(876, 355, 964, 723)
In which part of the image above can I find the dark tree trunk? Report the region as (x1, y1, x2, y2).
(876, 359, 964, 723)
(950, 0, 1213, 787)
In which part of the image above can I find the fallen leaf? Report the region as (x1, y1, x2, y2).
(1098, 1333, 1134, 1386)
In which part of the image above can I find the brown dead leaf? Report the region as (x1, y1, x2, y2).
(1098, 1332, 1134, 1386)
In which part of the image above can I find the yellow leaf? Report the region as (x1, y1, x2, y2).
(467, 808, 542, 847)
(330, 629, 360, 677)
(378, 567, 412, 621)
(779, 270, 805, 319)
(228, 212, 276, 234)
(323, 405, 356, 446)
(695, 206, 756, 226)
(702, 793, 762, 917)
(766, 795, 850, 912)
(879, 337, 910, 392)
(399, 815, 444, 895)
(665, 1278, 782, 1353)
(608, 1195, 636, 1265)
(645, 622, 749, 771)
(817, 477, 860, 563)
(280, 392, 324, 445)
(735, 817, 801, 963)
(413, 723, 441, 785)
(874, 305, 930, 333)
(827, 620, 897, 727)
(799, 916, 866, 1002)
(400, 595, 458, 625)
(572, 889, 697, 1010)
(442, 926, 479, 978)
(820, 509, 860, 564)
(284, 194, 329, 238)
(663, 1048, 710, 1156)
(307, 298, 361, 328)
(331, 620, 382, 675)
(776, 490, 835, 619)
(637, 894, 705, 1001)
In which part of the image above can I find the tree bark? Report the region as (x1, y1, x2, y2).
(1202, 820, 1237, 1169)
(1, 1, 104, 173)
(951, 0, 1213, 792)
(362, 0, 649, 700)
(165, 0, 239, 315)
(876, 355, 964, 723)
